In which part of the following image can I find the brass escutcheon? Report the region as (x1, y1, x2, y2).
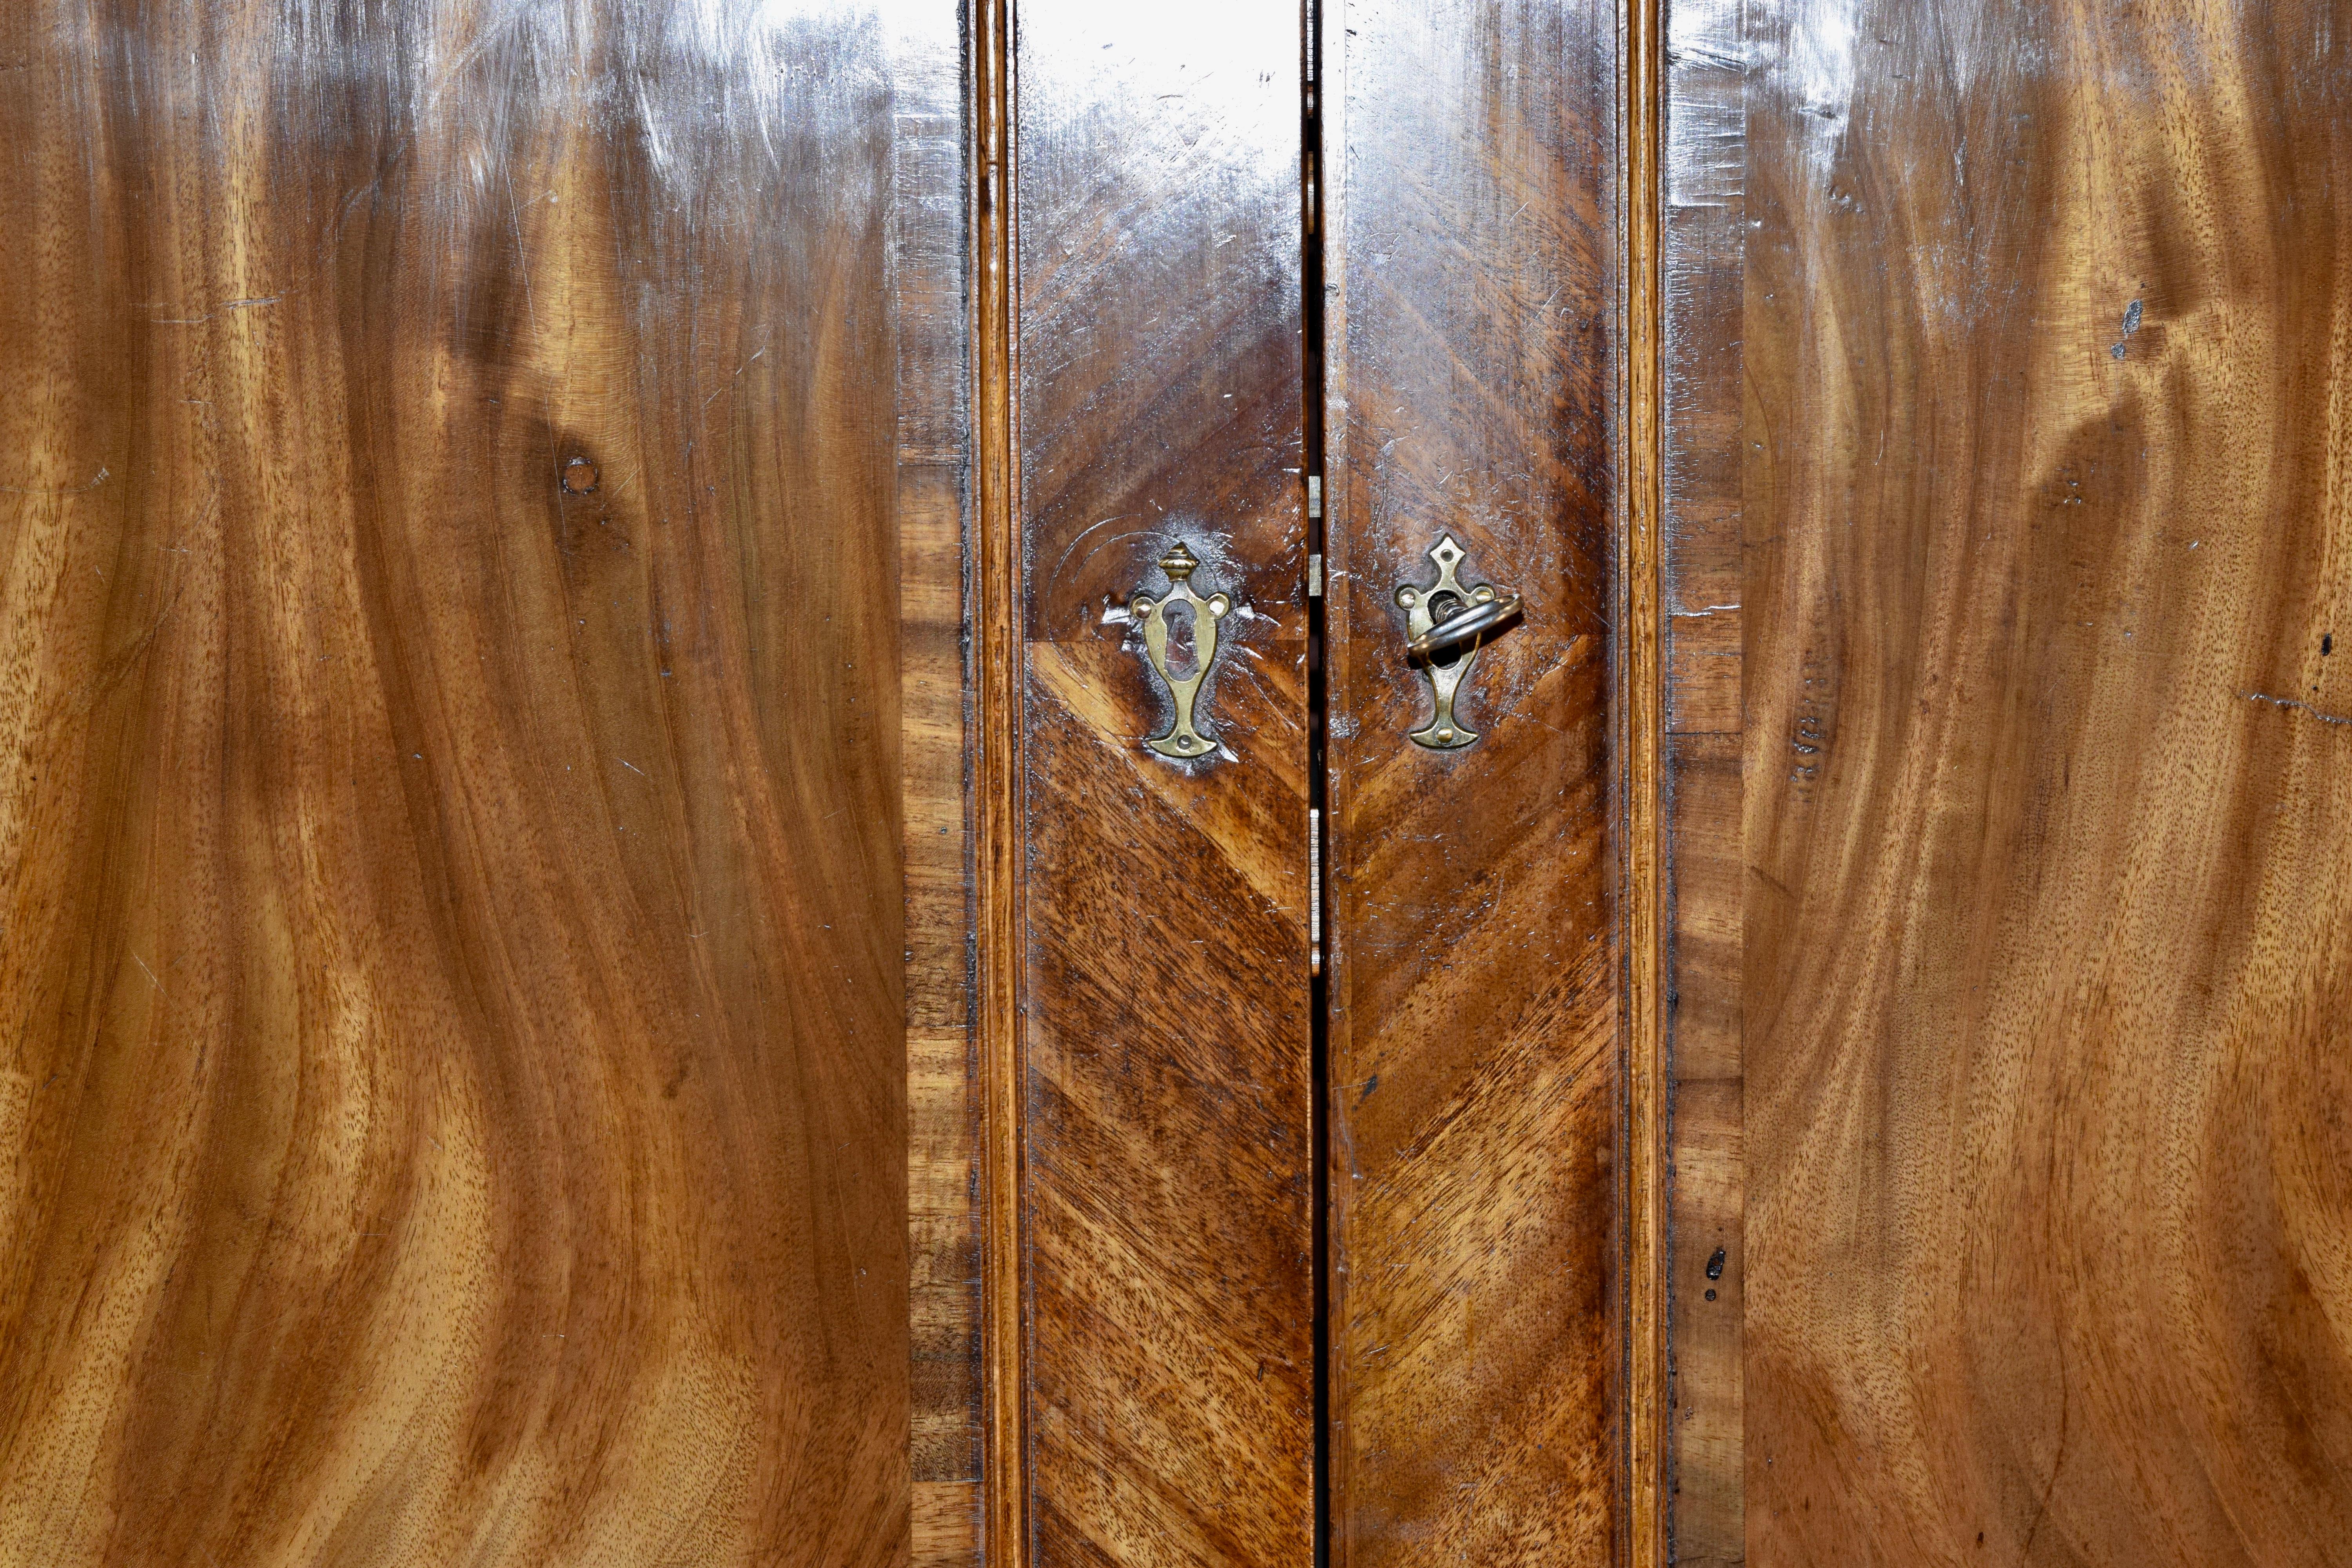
(1395, 533, 1520, 750)
(1130, 541, 1233, 760)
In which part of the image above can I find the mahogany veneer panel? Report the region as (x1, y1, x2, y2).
(1661, 0, 2352, 1561)
(0, 2, 971, 1561)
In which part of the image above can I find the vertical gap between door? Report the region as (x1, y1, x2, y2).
(1301, 2, 1330, 1564)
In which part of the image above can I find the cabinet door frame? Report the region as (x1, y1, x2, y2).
(964, 1, 1670, 1564)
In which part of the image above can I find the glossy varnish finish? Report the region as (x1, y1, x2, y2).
(0, 2, 969, 1560)
(1012, 5, 1313, 1565)
(1663, 0, 2352, 1561)
(1322, 3, 1621, 1562)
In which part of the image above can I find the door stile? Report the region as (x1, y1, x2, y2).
(1653, 0, 1746, 1560)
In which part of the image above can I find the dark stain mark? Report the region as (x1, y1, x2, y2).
(1705, 1289, 1718, 1301)
(2323, 632, 2333, 656)
(1356, 1073, 1379, 1105)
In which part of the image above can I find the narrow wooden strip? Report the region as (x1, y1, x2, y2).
(1625, 0, 1670, 1559)
(1656, 0, 1750, 1558)
(910, 1027, 981, 1488)
(1662, 732, 1743, 1566)
(897, 14, 982, 1519)
(971, 0, 1025, 1561)
(902, 457, 975, 1031)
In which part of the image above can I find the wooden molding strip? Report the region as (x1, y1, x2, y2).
(1622, 0, 1670, 1561)
(973, 0, 1025, 1562)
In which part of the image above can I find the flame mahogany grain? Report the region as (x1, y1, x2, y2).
(1664, 1, 2352, 1562)
(0, 2, 973, 1561)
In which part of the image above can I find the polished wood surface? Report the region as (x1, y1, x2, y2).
(1662, 0, 2352, 1561)
(0, 2, 970, 1560)
(903, 20, 984, 1563)
(1321, 4, 1621, 1562)
(1012, 5, 1314, 1564)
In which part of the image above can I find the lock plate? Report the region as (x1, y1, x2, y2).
(1130, 542, 1233, 759)
(1395, 534, 1516, 750)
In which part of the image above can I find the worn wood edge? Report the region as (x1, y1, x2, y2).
(973, 0, 1026, 1562)
(1621, 0, 1669, 1561)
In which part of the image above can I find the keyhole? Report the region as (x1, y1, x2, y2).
(1163, 599, 1199, 677)
(1426, 591, 1466, 667)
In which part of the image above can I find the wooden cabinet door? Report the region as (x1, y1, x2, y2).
(996, 4, 1316, 1564)
(8, 2, 2347, 1565)
(986, 5, 1633, 1563)
(1319, 4, 1626, 1564)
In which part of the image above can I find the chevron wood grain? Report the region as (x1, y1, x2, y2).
(1320, 3, 1625, 1563)
(1011, 5, 1314, 1564)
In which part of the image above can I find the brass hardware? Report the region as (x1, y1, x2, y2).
(1394, 534, 1519, 750)
(1407, 592, 1521, 662)
(1130, 541, 1233, 760)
